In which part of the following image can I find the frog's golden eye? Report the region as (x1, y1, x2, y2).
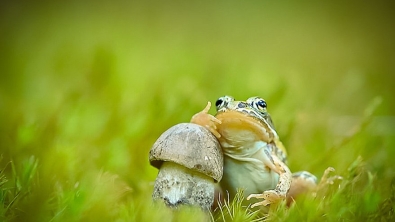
(215, 96, 234, 110)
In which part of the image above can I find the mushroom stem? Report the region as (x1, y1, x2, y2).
(152, 162, 215, 210)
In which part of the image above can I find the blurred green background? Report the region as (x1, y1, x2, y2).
(1, 0, 394, 221)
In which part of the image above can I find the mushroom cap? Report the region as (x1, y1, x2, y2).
(149, 123, 223, 182)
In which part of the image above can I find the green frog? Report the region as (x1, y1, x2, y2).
(191, 95, 339, 208)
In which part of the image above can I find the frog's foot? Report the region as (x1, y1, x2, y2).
(313, 167, 343, 197)
(247, 190, 284, 208)
(319, 167, 343, 186)
(190, 101, 222, 138)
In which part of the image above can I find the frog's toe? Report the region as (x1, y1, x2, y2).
(206, 124, 221, 138)
(311, 167, 343, 197)
(190, 102, 222, 138)
(319, 167, 343, 186)
(247, 193, 270, 207)
(202, 115, 221, 138)
(247, 190, 283, 208)
(250, 199, 271, 208)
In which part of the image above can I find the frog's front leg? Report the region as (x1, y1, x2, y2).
(190, 101, 222, 138)
(247, 148, 292, 208)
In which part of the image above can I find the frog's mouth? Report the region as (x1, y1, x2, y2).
(215, 110, 275, 143)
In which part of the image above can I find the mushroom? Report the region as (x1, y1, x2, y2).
(149, 123, 223, 210)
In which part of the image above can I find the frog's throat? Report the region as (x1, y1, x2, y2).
(215, 110, 278, 142)
(215, 110, 287, 162)
(221, 140, 268, 169)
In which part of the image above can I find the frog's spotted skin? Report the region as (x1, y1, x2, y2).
(292, 171, 318, 184)
(215, 96, 286, 163)
(191, 96, 340, 209)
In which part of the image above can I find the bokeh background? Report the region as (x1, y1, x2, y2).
(1, 0, 394, 221)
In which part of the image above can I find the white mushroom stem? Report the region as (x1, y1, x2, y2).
(152, 162, 215, 210)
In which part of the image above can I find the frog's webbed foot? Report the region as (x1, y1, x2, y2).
(313, 167, 343, 197)
(319, 167, 343, 186)
(190, 101, 222, 138)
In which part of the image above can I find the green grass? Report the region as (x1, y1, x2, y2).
(1, 0, 395, 221)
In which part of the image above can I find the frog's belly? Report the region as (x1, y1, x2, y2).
(220, 157, 279, 199)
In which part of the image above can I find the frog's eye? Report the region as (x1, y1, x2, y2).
(247, 97, 267, 112)
(215, 95, 234, 110)
(256, 99, 267, 109)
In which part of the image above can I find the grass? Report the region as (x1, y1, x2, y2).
(1, 0, 395, 221)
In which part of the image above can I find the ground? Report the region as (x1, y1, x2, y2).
(0, 0, 394, 221)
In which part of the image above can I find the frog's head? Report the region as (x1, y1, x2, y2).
(215, 96, 275, 129)
(214, 95, 278, 143)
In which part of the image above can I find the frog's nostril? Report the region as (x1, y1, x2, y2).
(238, 102, 246, 108)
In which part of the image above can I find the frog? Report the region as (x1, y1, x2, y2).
(191, 95, 340, 208)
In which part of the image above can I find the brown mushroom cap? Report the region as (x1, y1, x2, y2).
(149, 123, 223, 182)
